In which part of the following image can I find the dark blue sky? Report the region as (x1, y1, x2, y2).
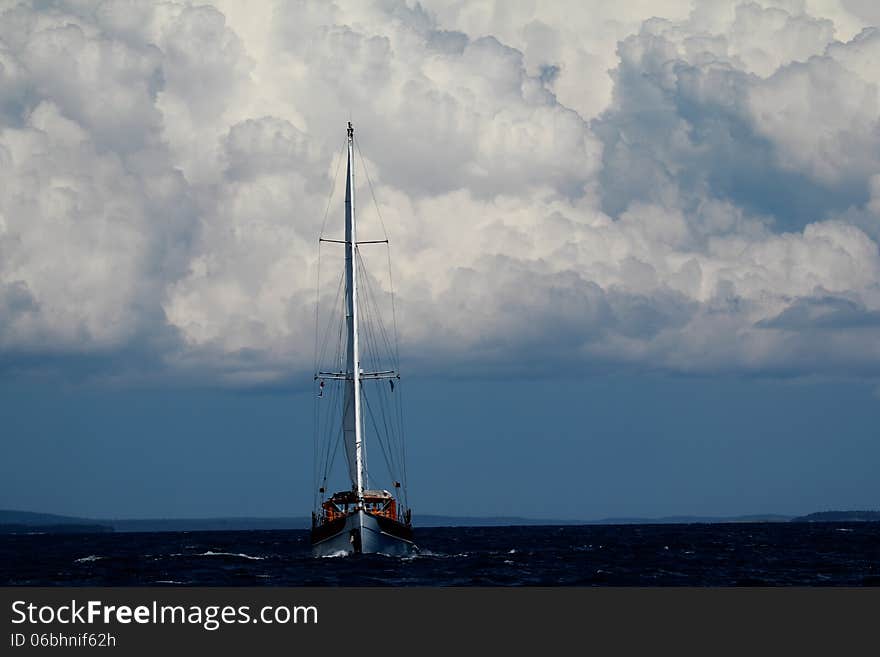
(2, 375, 877, 520)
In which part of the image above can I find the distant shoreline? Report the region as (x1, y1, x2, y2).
(2, 508, 878, 535)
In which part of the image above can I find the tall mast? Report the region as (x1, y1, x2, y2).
(342, 121, 365, 499)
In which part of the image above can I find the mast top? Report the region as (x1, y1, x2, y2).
(348, 121, 353, 140)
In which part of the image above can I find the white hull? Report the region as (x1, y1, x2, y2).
(312, 510, 416, 557)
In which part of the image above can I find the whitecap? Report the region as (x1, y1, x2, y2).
(199, 551, 264, 560)
(413, 548, 443, 557)
(320, 550, 350, 558)
(400, 549, 454, 560)
(74, 555, 103, 563)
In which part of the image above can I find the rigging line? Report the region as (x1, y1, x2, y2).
(353, 135, 390, 242)
(356, 251, 382, 370)
(367, 306, 405, 510)
(318, 379, 337, 484)
(316, 270, 346, 377)
(313, 252, 342, 509)
(319, 296, 345, 486)
(315, 240, 345, 487)
(354, 265, 395, 477)
(374, 379, 399, 481)
(359, 238, 405, 474)
(362, 384, 397, 485)
(318, 137, 348, 241)
(394, 371, 409, 509)
(328, 387, 344, 484)
(312, 258, 325, 509)
(312, 244, 327, 508)
(312, 385, 319, 511)
(325, 420, 345, 488)
(365, 312, 396, 467)
(317, 407, 327, 496)
(371, 287, 397, 379)
(316, 320, 344, 506)
(334, 273, 346, 370)
(328, 284, 345, 371)
(357, 260, 401, 484)
(319, 394, 338, 503)
(373, 390, 398, 488)
(329, 385, 353, 483)
(364, 275, 390, 375)
(323, 307, 348, 483)
(357, 249, 395, 370)
(319, 368, 337, 438)
(321, 381, 344, 485)
(357, 252, 382, 368)
(359, 283, 396, 455)
(312, 137, 344, 466)
(362, 247, 406, 499)
(401, 390, 409, 509)
(387, 243, 402, 372)
(359, 256, 398, 433)
(314, 284, 338, 378)
(314, 248, 344, 375)
(314, 350, 335, 508)
(355, 247, 400, 453)
(355, 242, 392, 369)
(360, 306, 396, 476)
(316, 272, 345, 375)
(313, 240, 321, 375)
(362, 248, 397, 368)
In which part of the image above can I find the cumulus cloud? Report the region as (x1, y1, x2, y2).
(1, 0, 879, 384)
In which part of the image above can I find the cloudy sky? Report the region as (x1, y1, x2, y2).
(1, 0, 879, 520)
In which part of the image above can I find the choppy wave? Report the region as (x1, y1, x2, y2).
(4, 522, 879, 586)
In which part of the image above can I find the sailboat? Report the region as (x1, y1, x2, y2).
(310, 122, 416, 557)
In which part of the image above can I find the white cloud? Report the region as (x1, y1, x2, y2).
(0, 99, 193, 353)
(749, 28, 880, 185)
(1, 0, 880, 383)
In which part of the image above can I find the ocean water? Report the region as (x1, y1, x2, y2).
(3, 522, 879, 586)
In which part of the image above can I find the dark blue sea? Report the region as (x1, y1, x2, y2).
(3, 523, 879, 586)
